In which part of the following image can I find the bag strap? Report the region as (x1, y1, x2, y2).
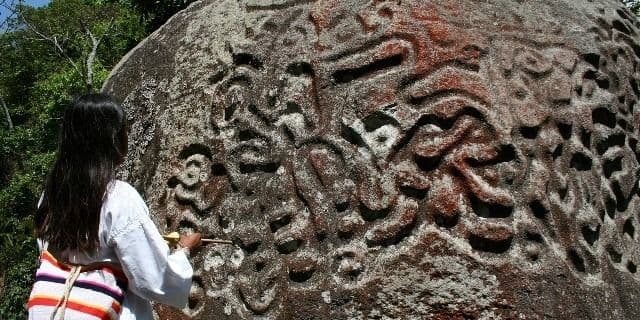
(40, 250, 128, 283)
(40, 250, 129, 319)
(49, 265, 81, 320)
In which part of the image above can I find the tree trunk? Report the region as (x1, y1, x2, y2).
(0, 96, 13, 131)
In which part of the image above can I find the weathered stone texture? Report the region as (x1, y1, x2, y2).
(103, 0, 640, 318)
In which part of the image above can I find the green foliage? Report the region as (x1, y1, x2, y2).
(0, 153, 52, 320)
(624, 0, 640, 15)
(126, 0, 197, 32)
(0, 0, 149, 317)
(0, 253, 37, 320)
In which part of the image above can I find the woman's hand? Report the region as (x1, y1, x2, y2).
(178, 233, 202, 250)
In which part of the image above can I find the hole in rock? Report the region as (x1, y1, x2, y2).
(618, 119, 630, 131)
(335, 202, 349, 212)
(468, 234, 512, 254)
(208, 67, 228, 84)
(619, 95, 626, 105)
(557, 122, 572, 140)
(239, 129, 261, 142)
(363, 112, 399, 132)
(282, 125, 296, 142)
(347, 269, 362, 281)
(218, 215, 229, 229)
(211, 163, 227, 176)
(584, 70, 598, 81)
(558, 187, 568, 200)
(167, 176, 179, 188)
(232, 52, 263, 69)
(630, 138, 640, 163)
(224, 103, 237, 121)
(227, 74, 251, 88)
(240, 241, 261, 255)
(270, 215, 292, 233)
(338, 230, 353, 240)
(178, 220, 198, 234)
(592, 107, 617, 128)
(289, 269, 315, 282)
(316, 232, 327, 242)
(277, 239, 302, 254)
(525, 231, 544, 243)
(597, 133, 625, 155)
(254, 262, 265, 272)
(179, 144, 213, 160)
(284, 101, 302, 115)
(612, 181, 630, 212)
(613, 20, 632, 35)
(286, 61, 314, 76)
(604, 156, 623, 178)
(400, 186, 427, 200)
(570, 152, 592, 171)
(596, 77, 610, 90)
(606, 197, 617, 219)
(567, 249, 586, 272)
(624, 218, 635, 239)
(630, 138, 639, 151)
(415, 155, 442, 172)
(341, 123, 367, 147)
(188, 297, 200, 309)
(332, 54, 403, 84)
(470, 195, 513, 218)
(581, 225, 600, 246)
(607, 246, 622, 263)
(582, 53, 601, 68)
(239, 162, 279, 174)
(529, 200, 548, 220)
(628, 261, 637, 273)
(434, 213, 459, 228)
(519, 126, 539, 139)
(631, 78, 640, 96)
(505, 177, 514, 186)
(552, 144, 563, 160)
(165, 217, 173, 229)
(359, 205, 391, 222)
(580, 129, 592, 148)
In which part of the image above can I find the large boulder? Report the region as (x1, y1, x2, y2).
(103, 1, 640, 318)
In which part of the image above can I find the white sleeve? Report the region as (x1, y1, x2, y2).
(107, 185, 193, 308)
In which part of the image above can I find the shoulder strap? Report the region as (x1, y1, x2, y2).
(40, 250, 128, 285)
(49, 265, 81, 320)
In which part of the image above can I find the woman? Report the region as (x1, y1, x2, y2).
(29, 93, 201, 319)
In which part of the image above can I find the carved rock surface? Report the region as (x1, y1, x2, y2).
(103, 1, 640, 318)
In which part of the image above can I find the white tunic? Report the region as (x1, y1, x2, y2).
(36, 180, 193, 320)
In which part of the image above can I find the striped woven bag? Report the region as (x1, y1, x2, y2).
(27, 251, 128, 320)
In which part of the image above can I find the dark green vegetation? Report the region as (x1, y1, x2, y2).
(625, 0, 640, 14)
(0, 0, 194, 318)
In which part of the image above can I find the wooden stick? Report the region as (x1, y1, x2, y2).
(201, 238, 233, 245)
(163, 232, 234, 245)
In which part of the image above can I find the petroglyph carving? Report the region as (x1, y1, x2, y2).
(104, 0, 640, 318)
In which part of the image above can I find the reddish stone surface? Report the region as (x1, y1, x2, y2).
(103, 0, 640, 318)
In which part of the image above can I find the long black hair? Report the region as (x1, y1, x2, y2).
(35, 93, 128, 252)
